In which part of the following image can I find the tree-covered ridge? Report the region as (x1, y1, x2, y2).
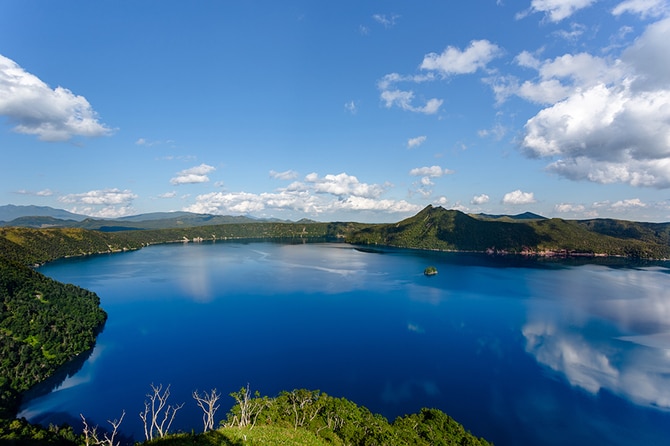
(0, 227, 143, 266)
(0, 259, 106, 417)
(0, 222, 367, 268)
(345, 205, 670, 258)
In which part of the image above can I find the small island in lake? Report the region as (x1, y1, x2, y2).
(424, 266, 438, 276)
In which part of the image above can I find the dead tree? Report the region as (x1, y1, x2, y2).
(81, 411, 125, 446)
(229, 383, 268, 429)
(192, 388, 221, 432)
(139, 383, 184, 441)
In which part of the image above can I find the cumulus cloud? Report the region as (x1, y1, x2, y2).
(59, 188, 137, 205)
(502, 189, 536, 205)
(517, 0, 597, 22)
(183, 171, 421, 219)
(378, 40, 501, 115)
(519, 17, 670, 189)
(471, 194, 490, 205)
(58, 188, 137, 218)
(344, 100, 358, 114)
(157, 191, 177, 199)
(377, 73, 441, 114)
(407, 135, 427, 149)
(305, 172, 386, 198)
(0, 54, 112, 141)
(185, 191, 420, 216)
(170, 163, 216, 185)
(420, 40, 502, 75)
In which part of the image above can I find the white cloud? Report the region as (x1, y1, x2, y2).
(158, 191, 177, 199)
(15, 188, 54, 197)
(372, 14, 400, 28)
(409, 166, 454, 198)
(59, 188, 137, 205)
(518, 0, 598, 22)
(136, 137, 172, 147)
(554, 22, 587, 41)
(519, 18, 670, 188)
(612, 0, 669, 18)
(611, 198, 646, 209)
(170, 163, 216, 185)
(184, 188, 419, 218)
(407, 135, 427, 149)
(183, 171, 421, 219)
(555, 203, 586, 213)
(0, 54, 112, 141)
(58, 188, 137, 218)
(409, 166, 454, 177)
(502, 189, 536, 205)
(420, 40, 502, 75)
(270, 169, 299, 181)
(377, 72, 442, 114)
(377, 73, 436, 90)
(471, 194, 490, 205)
(478, 123, 508, 140)
(379, 89, 443, 115)
(434, 196, 449, 206)
(305, 172, 385, 198)
(344, 100, 357, 114)
(514, 52, 621, 105)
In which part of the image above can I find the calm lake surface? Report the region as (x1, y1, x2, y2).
(19, 242, 670, 445)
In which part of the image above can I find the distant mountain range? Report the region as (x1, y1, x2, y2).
(0, 205, 304, 230)
(0, 205, 88, 222)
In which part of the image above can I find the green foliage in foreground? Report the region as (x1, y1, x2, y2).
(148, 389, 490, 446)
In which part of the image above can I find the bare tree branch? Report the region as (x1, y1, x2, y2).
(193, 388, 221, 432)
(139, 383, 183, 440)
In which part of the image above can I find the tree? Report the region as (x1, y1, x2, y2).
(192, 388, 221, 432)
(81, 411, 125, 446)
(139, 384, 183, 441)
(227, 384, 269, 429)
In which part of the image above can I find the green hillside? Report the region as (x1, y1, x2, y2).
(345, 205, 670, 258)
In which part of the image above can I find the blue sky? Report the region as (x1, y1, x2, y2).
(1, 0, 670, 223)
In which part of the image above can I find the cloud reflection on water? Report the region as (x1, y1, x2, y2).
(522, 265, 670, 409)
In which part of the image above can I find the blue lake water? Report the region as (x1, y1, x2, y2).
(18, 241, 670, 445)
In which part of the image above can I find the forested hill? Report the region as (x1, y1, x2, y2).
(345, 205, 670, 258)
(0, 258, 106, 418)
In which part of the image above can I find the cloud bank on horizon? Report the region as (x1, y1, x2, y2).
(1, 0, 670, 222)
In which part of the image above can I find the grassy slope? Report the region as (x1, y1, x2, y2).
(345, 205, 670, 258)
